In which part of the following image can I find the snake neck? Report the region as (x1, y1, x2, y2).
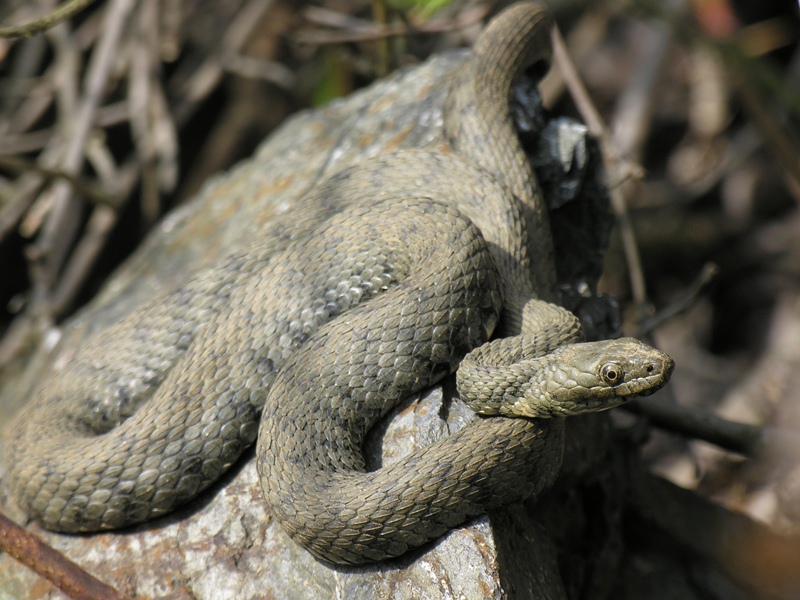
(494, 277, 578, 339)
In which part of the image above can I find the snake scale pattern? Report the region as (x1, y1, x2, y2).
(4, 3, 673, 565)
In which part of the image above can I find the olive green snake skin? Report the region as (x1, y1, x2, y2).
(4, 3, 673, 565)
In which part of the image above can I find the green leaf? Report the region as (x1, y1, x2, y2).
(382, 0, 455, 21)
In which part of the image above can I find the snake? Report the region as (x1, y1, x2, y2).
(3, 2, 673, 566)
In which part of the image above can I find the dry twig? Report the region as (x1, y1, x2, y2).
(293, 4, 490, 45)
(637, 262, 719, 336)
(628, 465, 800, 599)
(30, 0, 134, 317)
(0, 0, 98, 39)
(0, 510, 130, 600)
(550, 25, 649, 314)
(626, 396, 800, 459)
(0, 155, 113, 206)
(172, 0, 276, 126)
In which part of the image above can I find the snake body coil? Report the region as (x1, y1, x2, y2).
(4, 3, 673, 565)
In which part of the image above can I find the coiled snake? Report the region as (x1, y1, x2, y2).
(4, 3, 673, 566)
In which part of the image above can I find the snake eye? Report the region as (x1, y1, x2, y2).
(600, 363, 623, 385)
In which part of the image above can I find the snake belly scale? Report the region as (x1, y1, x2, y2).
(4, 2, 673, 565)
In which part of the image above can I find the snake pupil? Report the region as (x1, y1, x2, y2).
(601, 363, 621, 385)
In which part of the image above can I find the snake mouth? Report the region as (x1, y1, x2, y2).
(614, 370, 674, 399)
(632, 386, 659, 398)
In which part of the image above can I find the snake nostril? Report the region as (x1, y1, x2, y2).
(646, 364, 654, 373)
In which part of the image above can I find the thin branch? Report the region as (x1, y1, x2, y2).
(0, 313, 37, 367)
(292, 4, 490, 45)
(636, 262, 719, 336)
(550, 24, 650, 314)
(302, 6, 374, 30)
(61, 0, 133, 176)
(50, 204, 118, 318)
(0, 511, 131, 600)
(0, 130, 53, 154)
(48, 143, 140, 320)
(371, 0, 390, 77)
(628, 464, 800, 600)
(625, 396, 800, 459)
(221, 52, 297, 89)
(0, 177, 45, 244)
(30, 0, 135, 315)
(539, 6, 612, 107)
(0, 33, 48, 130)
(736, 77, 800, 193)
(129, 0, 161, 226)
(610, 19, 671, 168)
(172, 0, 275, 126)
(0, 155, 114, 206)
(0, 102, 133, 155)
(0, 0, 99, 39)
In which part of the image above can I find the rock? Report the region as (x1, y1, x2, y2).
(0, 27, 614, 599)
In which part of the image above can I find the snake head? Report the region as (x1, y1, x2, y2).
(589, 337, 674, 394)
(556, 337, 674, 415)
(512, 337, 674, 418)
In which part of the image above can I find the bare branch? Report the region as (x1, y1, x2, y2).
(628, 465, 800, 600)
(0, 155, 114, 206)
(550, 24, 651, 315)
(293, 5, 490, 46)
(30, 0, 135, 316)
(637, 262, 720, 336)
(173, 0, 275, 126)
(0, 0, 99, 39)
(0, 510, 131, 600)
(625, 396, 800, 459)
